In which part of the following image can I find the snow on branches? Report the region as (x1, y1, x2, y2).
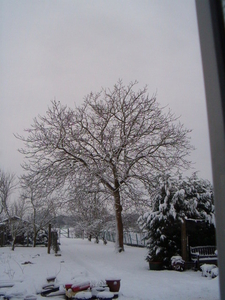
(138, 174, 215, 266)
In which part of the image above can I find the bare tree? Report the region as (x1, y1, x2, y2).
(20, 178, 60, 247)
(0, 169, 28, 250)
(0, 169, 17, 218)
(6, 199, 28, 251)
(68, 186, 110, 242)
(16, 80, 193, 251)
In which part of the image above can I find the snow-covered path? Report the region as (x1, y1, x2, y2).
(0, 237, 220, 299)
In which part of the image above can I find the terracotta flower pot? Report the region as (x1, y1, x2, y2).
(105, 279, 121, 292)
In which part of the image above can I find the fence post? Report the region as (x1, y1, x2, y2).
(181, 219, 187, 261)
(47, 223, 51, 254)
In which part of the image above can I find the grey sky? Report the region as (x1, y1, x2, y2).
(0, 0, 212, 182)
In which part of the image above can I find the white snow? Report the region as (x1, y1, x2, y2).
(0, 237, 220, 300)
(211, 268, 219, 279)
(170, 255, 184, 265)
(97, 291, 114, 299)
(200, 264, 218, 278)
(75, 291, 92, 299)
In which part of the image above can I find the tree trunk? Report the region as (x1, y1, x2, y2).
(113, 188, 124, 252)
(11, 237, 16, 251)
(33, 229, 37, 247)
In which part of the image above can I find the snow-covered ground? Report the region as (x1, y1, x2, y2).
(0, 237, 220, 299)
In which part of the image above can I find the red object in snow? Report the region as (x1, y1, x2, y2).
(105, 279, 121, 292)
(64, 283, 73, 290)
(71, 281, 90, 292)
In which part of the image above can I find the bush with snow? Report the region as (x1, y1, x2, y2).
(211, 266, 219, 278)
(200, 264, 218, 278)
(138, 174, 215, 268)
(171, 256, 185, 271)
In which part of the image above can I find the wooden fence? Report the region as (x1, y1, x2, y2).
(102, 231, 146, 247)
(59, 228, 146, 247)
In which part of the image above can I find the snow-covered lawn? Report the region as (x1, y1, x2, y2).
(0, 237, 220, 299)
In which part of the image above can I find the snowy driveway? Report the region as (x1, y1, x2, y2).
(0, 237, 220, 300)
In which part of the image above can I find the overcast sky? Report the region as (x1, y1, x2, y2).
(0, 0, 213, 182)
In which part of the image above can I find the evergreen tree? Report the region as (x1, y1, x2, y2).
(138, 174, 215, 268)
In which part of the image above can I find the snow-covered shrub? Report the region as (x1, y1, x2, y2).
(138, 176, 181, 266)
(200, 264, 217, 277)
(138, 174, 215, 268)
(211, 266, 219, 278)
(171, 256, 185, 271)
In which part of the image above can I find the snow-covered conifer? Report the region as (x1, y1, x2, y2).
(139, 174, 215, 267)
